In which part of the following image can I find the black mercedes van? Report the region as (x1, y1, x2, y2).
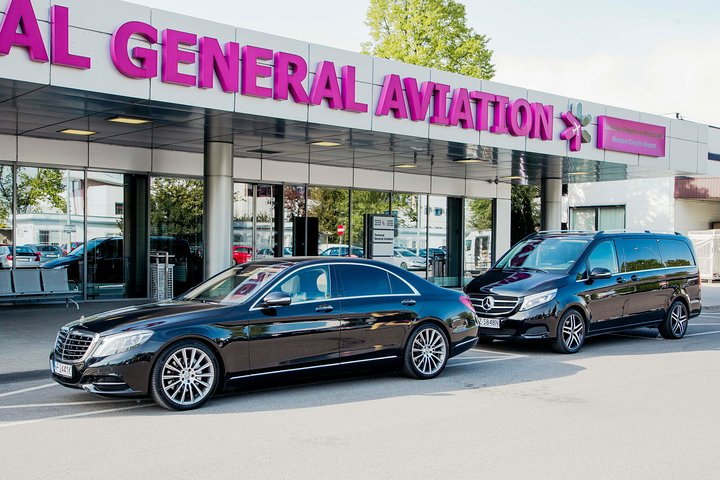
(464, 231, 702, 353)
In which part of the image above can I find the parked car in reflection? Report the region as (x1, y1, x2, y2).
(256, 248, 275, 259)
(60, 241, 83, 255)
(416, 247, 446, 262)
(25, 244, 64, 262)
(320, 245, 365, 257)
(393, 248, 428, 270)
(50, 258, 479, 410)
(232, 245, 253, 265)
(282, 247, 293, 256)
(0, 244, 41, 268)
(465, 231, 701, 353)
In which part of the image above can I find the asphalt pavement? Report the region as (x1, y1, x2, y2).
(1, 315, 719, 479)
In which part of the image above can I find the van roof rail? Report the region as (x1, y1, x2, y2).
(596, 229, 684, 235)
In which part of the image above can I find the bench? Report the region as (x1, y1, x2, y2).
(0, 269, 79, 309)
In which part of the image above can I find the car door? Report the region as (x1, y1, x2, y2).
(334, 263, 423, 363)
(579, 240, 632, 333)
(246, 264, 341, 374)
(618, 237, 666, 325)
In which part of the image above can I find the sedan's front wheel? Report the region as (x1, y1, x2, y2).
(150, 340, 219, 411)
(403, 324, 449, 379)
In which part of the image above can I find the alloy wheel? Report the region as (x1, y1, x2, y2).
(411, 328, 447, 376)
(161, 347, 215, 406)
(670, 303, 688, 336)
(561, 313, 584, 351)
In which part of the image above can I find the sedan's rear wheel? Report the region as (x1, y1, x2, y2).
(659, 301, 688, 339)
(403, 324, 449, 379)
(150, 340, 218, 411)
(552, 309, 585, 354)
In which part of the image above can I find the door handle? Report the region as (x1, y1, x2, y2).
(616, 277, 625, 284)
(401, 299, 417, 306)
(315, 304, 333, 313)
(630, 274, 639, 281)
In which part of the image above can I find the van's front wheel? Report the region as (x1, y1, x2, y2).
(552, 309, 585, 354)
(659, 301, 688, 339)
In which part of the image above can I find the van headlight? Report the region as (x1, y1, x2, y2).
(520, 289, 557, 311)
(93, 330, 153, 357)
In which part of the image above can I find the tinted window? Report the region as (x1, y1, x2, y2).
(587, 241, 619, 274)
(621, 239, 663, 272)
(336, 264, 391, 297)
(272, 266, 331, 303)
(659, 240, 695, 267)
(15, 246, 35, 255)
(389, 273, 414, 294)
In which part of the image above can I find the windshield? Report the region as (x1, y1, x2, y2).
(495, 237, 589, 272)
(68, 238, 106, 257)
(396, 249, 418, 258)
(180, 262, 293, 304)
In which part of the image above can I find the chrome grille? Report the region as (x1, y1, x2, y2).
(55, 328, 96, 362)
(469, 293, 519, 316)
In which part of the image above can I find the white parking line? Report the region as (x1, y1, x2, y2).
(0, 403, 153, 429)
(471, 348, 521, 357)
(0, 383, 56, 398)
(449, 356, 523, 368)
(0, 399, 139, 410)
(686, 330, 720, 337)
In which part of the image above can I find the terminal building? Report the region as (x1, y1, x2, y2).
(0, 0, 716, 301)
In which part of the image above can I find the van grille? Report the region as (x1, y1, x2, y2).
(55, 328, 97, 362)
(469, 293, 519, 316)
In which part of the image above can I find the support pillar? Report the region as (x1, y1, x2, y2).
(541, 178, 563, 231)
(493, 198, 511, 261)
(203, 141, 234, 279)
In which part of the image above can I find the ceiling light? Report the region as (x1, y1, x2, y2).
(393, 164, 418, 169)
(59, 129, 97, 136)
(454, 158, 484, 163)
(310, 141, 342, 147)
(568, 171, 592, 176)
(108, 116, 151, 125)
(502, 176, 524, 180)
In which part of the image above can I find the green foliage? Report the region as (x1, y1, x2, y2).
(16, 168, 67, 214)
(511, 185, 539, 245)
(308, 188, 350, 244)
(0, 166, 11, 229)
(362, 0, 495, 80)
(150, 178, 204, 237)
(468, 198, 492, 231)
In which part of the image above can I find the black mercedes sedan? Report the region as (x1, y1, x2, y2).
(50, 258, 479, 410)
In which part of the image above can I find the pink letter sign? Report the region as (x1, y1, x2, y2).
(597, 116, 666, 157)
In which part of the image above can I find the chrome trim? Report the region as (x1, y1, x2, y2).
(453, 337, 477, 349)
(576, 265, 698, 283)
(228, 355, 399, 381)
(54, 327, 100, 363)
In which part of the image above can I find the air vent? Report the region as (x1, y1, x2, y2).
(247, 148, 281, 155)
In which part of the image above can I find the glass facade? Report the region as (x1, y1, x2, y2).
(0, 160, 498, 301)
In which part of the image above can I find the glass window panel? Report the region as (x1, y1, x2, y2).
(352, 190, 391, 256)
(571, 207, 596, 231)
(587, 241, 619, 274)
(255, 184, 277, 259)
(150, 177, 205, 295)
(308, 187, 349, 255)
(464, 198, 493, 284)
(271, 265, 332, 303)
(621, 238, 663, 272)
(659, 240, 695, 267)
(0, 165, 13, 247)
(233, 183, 254, 263)
(598, 206, 625, 231)
(392, 193, 428, 279)
(283, 185, 306, 256)
(335, 264, 391, 297)
(17, 167, 84, 297)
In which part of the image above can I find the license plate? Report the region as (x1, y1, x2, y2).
(52, 360, 73, 378)
(17, 258, 29, 262)
(478, 317, 501, 329)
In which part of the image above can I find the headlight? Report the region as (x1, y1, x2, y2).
(93, 330, 153, 357)
(520, 289, 557, 311)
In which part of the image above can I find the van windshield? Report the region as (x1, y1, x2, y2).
(495, 237, 589, 273)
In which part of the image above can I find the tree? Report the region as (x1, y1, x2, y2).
(467, 198, 492, 231)
(16, 168, 67, 214)
(150, 178, 204, 238)
(362, 0, 495, 80)
(511, 185, 539, 245)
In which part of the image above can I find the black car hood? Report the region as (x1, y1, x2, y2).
(465, 269, 568, 297)
(43, 256, 80, 268)
(67, 301, 235, 334)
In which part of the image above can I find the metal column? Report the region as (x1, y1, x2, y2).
(541, 158, 563, 231)
(203, 141, 234, 279)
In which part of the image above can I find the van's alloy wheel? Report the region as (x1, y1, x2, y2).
(150, 341, 218, 411)
(403, 324, 449, 379)
(552, 310, 585, 354)
(659, 301, 688, 339)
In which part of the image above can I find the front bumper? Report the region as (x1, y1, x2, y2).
(49, 345, 156, 397)
(476, 303, 559, 341)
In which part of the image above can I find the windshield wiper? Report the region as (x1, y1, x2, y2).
(188, 298, 220, 304)
(505, 266, 548, 273)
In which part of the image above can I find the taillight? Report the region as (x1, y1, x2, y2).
(460, 295, 474, 311)
(35, 253, 41, 261)
(5, 254, 11, 261)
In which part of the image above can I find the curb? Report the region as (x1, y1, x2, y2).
(0, 369, 50, 385)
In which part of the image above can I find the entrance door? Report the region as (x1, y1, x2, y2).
(247, 265, 341, 373)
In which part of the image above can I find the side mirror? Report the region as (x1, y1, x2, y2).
(589, 267, 612, 279)
(262, 291, 292, 308)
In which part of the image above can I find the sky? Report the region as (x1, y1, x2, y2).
(132, 0, 719, 126)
